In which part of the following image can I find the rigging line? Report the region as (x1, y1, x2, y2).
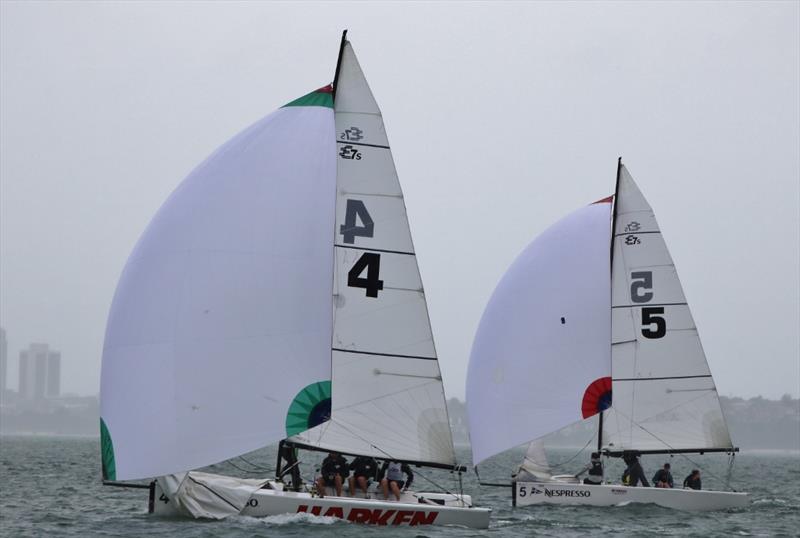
(616, 387, 719, 427)
(224, 459, 271, 476)
(608, 407, 735, 488)
(237, 454, 272, 471)
(548, 431, 597, 471)
(328, 417, 469, 504)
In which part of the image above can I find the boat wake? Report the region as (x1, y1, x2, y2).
(232, 513, 343, 526)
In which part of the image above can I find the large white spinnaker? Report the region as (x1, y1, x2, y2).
(100, 89, 337, 481)
(288, 41, 457, 467)
(466, 199, 612, 466)
(604, 165, 733, 452)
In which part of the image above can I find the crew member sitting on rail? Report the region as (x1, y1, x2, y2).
(683, 469, 702, 490)
(348, 455, 378, 498)
(316, 451, 348, 498)
(379, 460, 414, 501)
(576, 452, 604, 485)
(622, 451, 650, 487)
(652, 463, 674, 488)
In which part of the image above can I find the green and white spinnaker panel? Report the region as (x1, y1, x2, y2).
(100, 89, 335, 481)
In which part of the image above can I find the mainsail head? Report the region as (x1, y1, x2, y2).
(466, 199, 612, 465)
(604, 164, 733, 452)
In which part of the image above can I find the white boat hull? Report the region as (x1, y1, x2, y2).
(150, 480, 491, 528)
(514, 481, 749, 511)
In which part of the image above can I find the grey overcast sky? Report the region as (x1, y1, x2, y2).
(1, 1, 798, 400)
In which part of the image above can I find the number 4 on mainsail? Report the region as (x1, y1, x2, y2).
(99, 32, 490, 528)
(466, 159, 750, 511)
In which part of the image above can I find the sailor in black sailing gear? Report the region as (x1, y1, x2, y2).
(652, 462, 674, 488)
(576, 452, 604, 485)
(316, 451, 348, 498)
(683, 469, 702, 490)
(348, 455, 378, 498)
(378, 460, 414, 501)
(622, 451, 649, 487)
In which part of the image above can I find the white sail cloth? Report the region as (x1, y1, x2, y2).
(158, 472, 269, 519)
(289, 41, 457, 467)
(100, 103, 336, 480)
(466, 201, 612, 465)
(516, 439, 554, 481)
(604, 165, 732, 451)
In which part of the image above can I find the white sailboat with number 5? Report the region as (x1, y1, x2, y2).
(99, 32, 490, 529)
(466, 160, 749, 511)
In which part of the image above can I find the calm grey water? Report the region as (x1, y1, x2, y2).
(1, 435, 798, 537)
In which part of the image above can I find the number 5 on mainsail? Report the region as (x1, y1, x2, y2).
(466, 159, 749, 511)
(99, 32, 490, 528)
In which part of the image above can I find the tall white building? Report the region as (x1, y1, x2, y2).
(18, 343, 60, 401)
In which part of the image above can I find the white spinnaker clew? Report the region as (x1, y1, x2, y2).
(288, 41, 457, 467)
(603, 165, 733, 452)
(466, 200, 612, 466)
(100, 94, 337, 481)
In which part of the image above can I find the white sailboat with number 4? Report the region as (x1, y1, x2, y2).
(466, 159, 749, 511)
(99, 32, 490, 529)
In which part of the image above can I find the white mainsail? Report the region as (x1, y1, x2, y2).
(603, 164, 733, 452)
(100, 94, 337, 481)
(289, 41, 457, 467)
(466, 200, 612, 465)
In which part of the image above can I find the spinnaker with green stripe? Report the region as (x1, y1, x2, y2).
(99, 36, 456, 482)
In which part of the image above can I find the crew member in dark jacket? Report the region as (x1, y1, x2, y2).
(622, 452, 650, 487)
(652, 463, 674, 488)
(378, 460, 414, 501)
(348, 455, 378, 497)
(316, 451, 348, 498)
(577, 452, 604, 485)
(683, 469, 702, 490)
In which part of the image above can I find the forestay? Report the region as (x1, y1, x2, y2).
(466, 200, 612, 465)
(100, 91, 336, 481)
(288, 41, 457, 467)
(604, 165, 733, 452)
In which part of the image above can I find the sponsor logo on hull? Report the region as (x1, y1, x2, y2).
(519, 484, 592, 499)
(296, 505, 439, 526)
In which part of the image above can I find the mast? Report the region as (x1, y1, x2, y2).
(331, 30, 348, 101)
(599, 157, 622, 456)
